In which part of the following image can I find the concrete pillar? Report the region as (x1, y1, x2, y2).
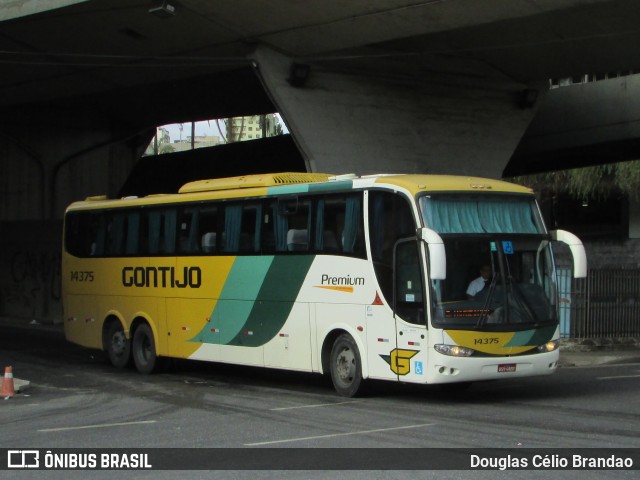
(253, 46, 543, 179)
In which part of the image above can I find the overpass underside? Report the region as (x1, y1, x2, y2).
(507, 74, 640, 177)
(3, 0, 640, 221)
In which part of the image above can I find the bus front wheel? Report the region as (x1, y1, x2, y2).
(105, 320, 131, 369)
(132, 323, 157, 374)
(329, 334, 364, 397)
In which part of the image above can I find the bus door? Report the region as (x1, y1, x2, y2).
(392, 239, 429, 383)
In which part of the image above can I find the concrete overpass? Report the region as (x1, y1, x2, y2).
(508, 74, 640, 176)
(2, 0, 640, 321)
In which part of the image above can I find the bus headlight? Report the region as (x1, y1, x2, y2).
(537, 340, 559, 353)
(435, 344, 474, 357)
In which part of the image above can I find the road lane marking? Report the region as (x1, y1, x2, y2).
(270, 401, 360, 411)
(596, 374, 640, 380)
(244, 423, 435, 446)
(595, 363, 640, 368)
(38, 420, 157, 433)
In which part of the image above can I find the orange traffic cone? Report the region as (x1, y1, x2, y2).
(1, 366, 15, 397)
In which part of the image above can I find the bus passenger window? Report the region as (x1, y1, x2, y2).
(178, 207, 199, 254)
(314, 194, 364, 257)
(271, 198, 310, 253)
(198, 205, 219, 254)
(124, 212, 141, 255)
(222, 203, 262, 254)
(104, 213, 122, 256)
(287, 229, 308, 251)
(148, 208, 177, 255)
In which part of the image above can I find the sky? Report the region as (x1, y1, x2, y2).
(159, 114, 288, 143)
(162, 119, 225, 142)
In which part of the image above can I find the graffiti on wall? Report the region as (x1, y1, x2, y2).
(0, 250, 61, 320)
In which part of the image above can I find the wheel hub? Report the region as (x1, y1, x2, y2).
(336, 348, 355, 384)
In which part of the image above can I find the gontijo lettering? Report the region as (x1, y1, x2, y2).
(122, 266, 201, 288)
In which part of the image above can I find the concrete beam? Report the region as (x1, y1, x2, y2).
(509, 75, 640, 175)
(253, 47, 543, 179)
(0, 0, 88, 22)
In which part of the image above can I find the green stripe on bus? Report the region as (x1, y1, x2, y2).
(506, 325, 555, 347)
(191, 256, 274, 344)
(226, 255, 315, 347)
(308, 180, 353, 193)
(268, 185, 310, 195)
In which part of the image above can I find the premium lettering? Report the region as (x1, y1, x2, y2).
(321, 274, 365, 286)
(122, 266, 201, 288)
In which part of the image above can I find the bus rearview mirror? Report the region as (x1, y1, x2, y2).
(550, 229, 587, 278)
(418, 228, 446, 280)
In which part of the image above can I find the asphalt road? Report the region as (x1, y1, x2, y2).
(1, 323, 639, 479)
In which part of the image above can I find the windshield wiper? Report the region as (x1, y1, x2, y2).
(476, 274, 498, 328)
(508, 279, 538, 324)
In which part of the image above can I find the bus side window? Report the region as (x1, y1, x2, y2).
(223, 202, 262, 254)
(314, 194, 364, 257)
(199, 204, 219, 254)
(314, 199, 340, 253)
(65, 211, 107, 257)
(124, 211, 141, 255)
(64, 212, 92, 257)
(242, 203, 262, 254)
(178, 207, 200, 255)
(342, 195, 363, 255)
(271, 197, 310, 253)
(148, 208, 177, 255)
(106, 212, 126, 256)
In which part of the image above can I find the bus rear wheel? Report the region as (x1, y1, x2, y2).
(329, 334, 364, 397)
(132, 323, 157, 374)
(105, 320, 131, 369)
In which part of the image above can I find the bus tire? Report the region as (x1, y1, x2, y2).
(105, 320, 131, 369)
(329, 333, 364, 397)
(132, 323, 157, 374)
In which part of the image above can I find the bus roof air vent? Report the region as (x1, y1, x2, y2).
(178, 172, 333, 193)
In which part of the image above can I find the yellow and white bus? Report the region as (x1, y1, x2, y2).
(62, 172, 586, 396)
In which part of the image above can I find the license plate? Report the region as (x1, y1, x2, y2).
(498, 364, 517, 373)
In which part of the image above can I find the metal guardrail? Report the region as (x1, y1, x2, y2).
(558, 269, 640, 338)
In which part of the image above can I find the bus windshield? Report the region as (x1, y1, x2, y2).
(419, 194, 557, 329)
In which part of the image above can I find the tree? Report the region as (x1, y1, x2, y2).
(509, 160, 640, 202)
(158, 143, 175, 155)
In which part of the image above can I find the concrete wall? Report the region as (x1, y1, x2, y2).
(0, 221, 62, 323)
(584, 240, 640, 270)
(0, 106, 145, 322)
(1, 108, 145, 221)
(577, 199, 640, 269)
